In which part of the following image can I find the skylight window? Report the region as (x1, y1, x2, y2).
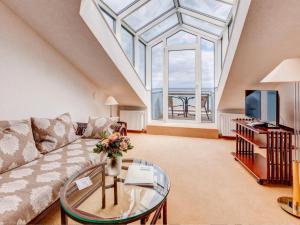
(179, 0, 232, 22)
(141, 14, 178, 42)
(101, 9, 115, 32)
(102, 0, 138, 14)
(182, 14, 223, 36)
(167, 31, 197, 46)
(124, 0, 175, 31)
(120, 27, 134, 64)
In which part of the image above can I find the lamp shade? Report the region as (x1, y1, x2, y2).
(261, 58, 300, 83)
(105, 96, 118, 106)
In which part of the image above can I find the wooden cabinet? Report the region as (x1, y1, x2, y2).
(232, 119, 293, 185)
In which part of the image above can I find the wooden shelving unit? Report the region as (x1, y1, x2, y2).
(232, 119, 293, 185)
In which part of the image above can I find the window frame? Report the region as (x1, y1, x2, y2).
(140, 14, 179, 42)
(178, 0, 233, 22)
(137, 40, 147, 85)
(166, 30, 197, 46)
(120, 25, 135, 65)
(122, 0, 176, 32)
(100, 7, 117, 33)
(101, 0, 140, 15)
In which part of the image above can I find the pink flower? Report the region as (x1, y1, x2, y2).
(120, 141, 128, 150)
(108, 133, 119, 142)
(101, 139, 109, 147)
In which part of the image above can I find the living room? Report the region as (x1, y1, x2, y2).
(1, 0, 300, 224)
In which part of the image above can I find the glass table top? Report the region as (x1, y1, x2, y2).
(60, 159, 170, 224)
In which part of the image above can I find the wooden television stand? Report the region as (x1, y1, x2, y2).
(232, 119, 293, 185)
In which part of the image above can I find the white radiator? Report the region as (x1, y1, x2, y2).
(218, 112, 247, 137)
(120, 110, 146, 131)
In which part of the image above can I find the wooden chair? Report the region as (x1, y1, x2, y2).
(168, 96, 184, 118)
(201, 95, 210, 120)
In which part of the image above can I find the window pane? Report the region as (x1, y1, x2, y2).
(102, 0, 137, 14)
(182, 14, 223, 36)
(137, 41, 146, 84)
(141, 14, 178, 42)
(121, 27, 134, 64)
(167, 30, 197, 46)
(151, 42, 164, 120)
(124, 0, 174, 31)
(179, 0, 232, 21)
(201, 39, 215, 122)
(168, 50, 196, 120)
(101, 9, 115, 32)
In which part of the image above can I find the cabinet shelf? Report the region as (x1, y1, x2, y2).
(232, 130, 267, 148)
(232, 152, 267, 184)
(232, 119, 293, 185)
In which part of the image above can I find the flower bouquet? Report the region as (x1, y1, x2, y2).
(94, 131, 133, 176)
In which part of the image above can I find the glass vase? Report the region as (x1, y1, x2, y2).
(107, 156, 122, 177)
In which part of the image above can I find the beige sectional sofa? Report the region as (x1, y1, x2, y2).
(0, 114, 125, 225)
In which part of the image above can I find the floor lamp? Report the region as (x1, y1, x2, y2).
(105, 96, 119, 118)
(261, 58, 300, 217)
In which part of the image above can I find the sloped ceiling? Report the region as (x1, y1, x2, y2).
(219, 0, 300, 111)
(2, 0, 144, 107)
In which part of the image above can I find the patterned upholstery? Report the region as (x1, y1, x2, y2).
(31, 113, 79, 154)
(83, 117, 114, 139)
(0, 138, 105, 225)
(0, 119, 41, 174)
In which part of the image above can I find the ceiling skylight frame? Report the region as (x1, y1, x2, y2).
(140, 13, 180, 43)
(100, 7, 117, 33)
(173, 0, 183, 25)
(166, 30, 197, 46)
(122, 0, 176, 32)
(178, 0, 233, 23)
(181, 13, 225, 37)
(178, 7, 226, 27)
(217, 0, 235, 5)
(101, 0, 140, 15)
(97, 0, 236, 47)
(136, 8, 177, 35)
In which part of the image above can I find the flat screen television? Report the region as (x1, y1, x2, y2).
(245, 90, 279, 126)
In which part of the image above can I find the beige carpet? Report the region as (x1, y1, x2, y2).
(41, 134, 299, 224)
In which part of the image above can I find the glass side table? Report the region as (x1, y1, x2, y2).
(60, 159, 170, 224)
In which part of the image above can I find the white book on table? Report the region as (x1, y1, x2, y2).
(124, 165, 154, 186)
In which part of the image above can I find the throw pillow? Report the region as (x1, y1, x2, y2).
(0, 119, 41, 174)
(31, 113, 78, 153)
(83, 117, 114, 139)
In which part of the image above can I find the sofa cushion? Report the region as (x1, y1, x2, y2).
(31, 113, 78, 154)
(83, 117, 114, 139)
(0, 138, 105, 225)
(0, 119, 41, 174)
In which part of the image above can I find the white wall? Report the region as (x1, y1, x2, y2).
(218, 0, 300, 129)
(0, 2, 110, 122)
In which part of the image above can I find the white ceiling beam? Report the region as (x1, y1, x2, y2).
(178, 7, 226, 27)
(181, 24, 220, 40)
(148, 25, 181, 47)
(173, 0, 183, 25)
(136, 9, 177, 35)
(217, 0, 235, 5)
(95, 0, 117, 18)
(180, 27, 218, 44)
(118, 0, 149, 19)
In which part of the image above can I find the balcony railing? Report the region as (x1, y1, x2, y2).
(151, 88, 215, 122)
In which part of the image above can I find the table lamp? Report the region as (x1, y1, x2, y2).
(105, 96, 119, 117)
(261, 58, 300, 217)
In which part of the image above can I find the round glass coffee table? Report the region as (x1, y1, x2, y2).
(60, 159, 170, 224)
